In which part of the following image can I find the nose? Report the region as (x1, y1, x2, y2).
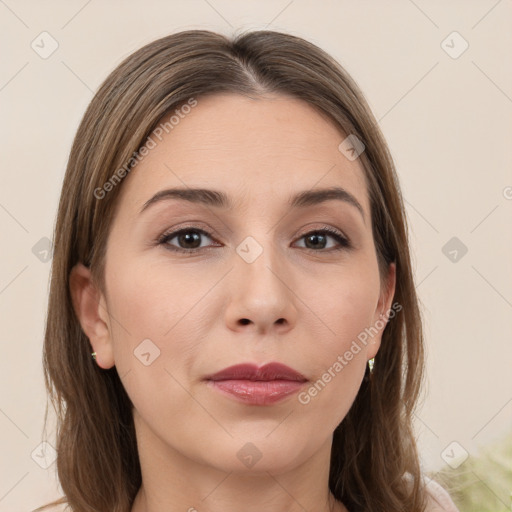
(224, 238, 298, 336)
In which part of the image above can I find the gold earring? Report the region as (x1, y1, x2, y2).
(91, 352, 97, 361)
(368, 357, 375, 372)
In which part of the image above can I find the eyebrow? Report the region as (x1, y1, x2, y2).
(140, 186, 365, 220)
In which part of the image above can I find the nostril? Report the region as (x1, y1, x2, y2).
(240, 318, 251, 325)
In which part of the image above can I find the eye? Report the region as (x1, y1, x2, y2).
(157, 225, 351, 254)
(157, 227, 220, 253)
(294, 227, 351, 252)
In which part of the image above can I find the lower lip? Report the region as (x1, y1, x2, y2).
(207, 379, 306, 405)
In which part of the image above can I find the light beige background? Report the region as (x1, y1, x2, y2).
(1, 1, 511, 510)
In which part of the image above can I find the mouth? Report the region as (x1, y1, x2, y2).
(204, 362, 308, 405)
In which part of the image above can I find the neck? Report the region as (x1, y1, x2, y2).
(132, 487, 346, 512)
(130, 410, 348, 512)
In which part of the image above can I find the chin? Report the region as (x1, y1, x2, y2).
(194, 432, 316, 475)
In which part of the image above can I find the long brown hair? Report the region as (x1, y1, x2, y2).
(36, 29, 427, 512)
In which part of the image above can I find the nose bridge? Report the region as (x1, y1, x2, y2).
(235, 232, 285, 294)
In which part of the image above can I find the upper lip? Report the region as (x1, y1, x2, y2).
(205, 363, 307, 382)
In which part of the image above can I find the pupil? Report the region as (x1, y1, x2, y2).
(180, 232, 200, 249)
(306, 233, 326, 249)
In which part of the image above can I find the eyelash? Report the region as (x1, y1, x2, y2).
(156, 225, 351, 254)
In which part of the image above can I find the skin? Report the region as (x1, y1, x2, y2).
(70, 92, 396, 512)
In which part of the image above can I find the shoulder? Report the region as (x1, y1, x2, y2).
(423, 477, 460, 512)
(402, 472, 459, 512)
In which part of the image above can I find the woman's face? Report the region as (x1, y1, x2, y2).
(87, 93, 395, 474)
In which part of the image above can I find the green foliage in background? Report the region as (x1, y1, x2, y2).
(429, 433, 512, 512)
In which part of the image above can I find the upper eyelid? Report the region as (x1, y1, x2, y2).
(159, 224, 346, 238)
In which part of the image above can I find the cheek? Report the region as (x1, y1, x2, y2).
(103, 258, 202, 389)
(305, 260, 381, 346)
(297, 261, 380, 386)
(294, 274, 379, 429)
(105, 255, 214, 344)
(104, 265, 202, 428)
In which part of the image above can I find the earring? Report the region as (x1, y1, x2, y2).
(91, 352, 97, 361)
(363, 357, 375, 383)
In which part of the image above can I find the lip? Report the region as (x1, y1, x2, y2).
(205, 363, 308, 405)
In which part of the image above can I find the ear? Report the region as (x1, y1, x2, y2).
(69, 263, 115, 369)
(367, 262, 397, 360)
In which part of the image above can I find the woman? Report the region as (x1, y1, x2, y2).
(36, 29, 459, 512)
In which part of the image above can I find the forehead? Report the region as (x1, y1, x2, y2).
(117, 93, 369, 215)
